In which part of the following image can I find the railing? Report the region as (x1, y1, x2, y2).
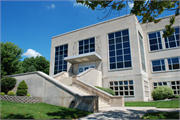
(72, 75, 124, 107)
(52, 71, 74, 80)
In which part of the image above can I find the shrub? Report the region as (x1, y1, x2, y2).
(16, 80, 28, 96)
(1, 92, 5, 96)
(16, 89, 27, 96)
(175, 95, 179, 98)
(151, 86, 173, 100)
(1, 77, 16, 94)
(26, 94, 31, 97)
(17, 80, 28, 89)
(95, 86, 115, 95)
(7, 91, 15, 96)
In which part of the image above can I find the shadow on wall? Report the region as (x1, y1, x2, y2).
(69, 96, 99, 112)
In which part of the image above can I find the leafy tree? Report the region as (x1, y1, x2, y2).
(76, 0, 179, 37)
(22, 56, 49, 74)
(1, 77, 17, 94)
(1, 42, 24, 77)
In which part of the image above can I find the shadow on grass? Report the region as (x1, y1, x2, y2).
(142, 112, 179, 119)
(3, 113, 34, 119)
(46, 108, 91, 119)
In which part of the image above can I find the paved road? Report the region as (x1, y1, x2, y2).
(79, 107, 180, 120)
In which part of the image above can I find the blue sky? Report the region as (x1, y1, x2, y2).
(1, 1, 175, 61)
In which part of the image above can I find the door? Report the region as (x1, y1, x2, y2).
(78, 62, 95, 74)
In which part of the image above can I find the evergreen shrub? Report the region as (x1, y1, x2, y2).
(16, 80, 28, 96)
(7, 91, 15, 96)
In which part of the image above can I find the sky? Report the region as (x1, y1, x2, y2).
(1, 0, 175, 61)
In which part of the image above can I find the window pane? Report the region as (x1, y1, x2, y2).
(154, 83, 157, 86)
(119, 81, 123, 85)
(125, 91, 129, 95)
(110, 51, 115, 57)
(123, 42, 130, 48)
(115, 31, 121, 37)
(124, 86, 128, 90)
(150, 45, 158, 51)
(171, 81, 175, 85)
(116, 49, 123, 56)
(117, 56, 123, 62)
(116, 43, 122, 49)
(163, 82, 167, 85)
(124, 61, 131, 67)
(158, 82, 162, 86)
(109, 39, 114, 45)
(123, 36, 129, 42)
(122, 29, 128, 36)
(153, 66, 161, 71)
(90, 38, 95, 43)
(150, 39, 158, 44)
(114, 81, 118, 85)
(110, 63, 116, 69)
(169, 42, 176, 47)
(124, 81, 128, 85)
(110, 82, 113, 86)
(130, 91, 134, 95)
(119, 86, 123, 90)
(149, 33, 156, 39)
(172, 58, 179, 63)
(110, 57, 116, 63)
(109, 45, 115, 51)
(124, 55, 131, 61)
(123, 48, 130, 54)
(116, 38, 121, 43)
(129, 80, 133, 84)
(84, 39, 89, 44)
(109, 33, 114, 39)
(152, 60, 161, 66)
(117, 62, 123, 68)
(129, 86, 133, 90)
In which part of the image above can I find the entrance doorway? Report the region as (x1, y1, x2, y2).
(78, 62, 95, 74)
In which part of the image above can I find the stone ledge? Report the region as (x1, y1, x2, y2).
(0, 95, 42, 103)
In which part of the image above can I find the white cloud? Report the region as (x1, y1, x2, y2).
(73, 2, 88, 8)
(128, 2, 134, 9)
(23, 49, 42, 58)
(46, 4, 56, 10)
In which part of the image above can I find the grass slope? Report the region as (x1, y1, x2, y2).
(1, 100, 92, 119)
(125, 100, 179, 108)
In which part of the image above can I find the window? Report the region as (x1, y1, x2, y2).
(54, 44, 68, 75)
(148, 31, 163, 51)
(167, 57, 180, 70)
(153, 82, 167, 89)
(109, 80, 134, 96)
(164, 27, 179, 48)
(108, 29, 132, 70)
(171, 81, 180, 95)
(144, 80, 149, 97)
(79, 37, 95, 54)
(152, 59, 165, 72)
(139, 32, 146, 71)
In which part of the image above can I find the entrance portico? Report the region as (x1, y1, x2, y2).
(64, 52, 102, 74)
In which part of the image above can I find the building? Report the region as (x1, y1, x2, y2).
(50, 14, 180, 102)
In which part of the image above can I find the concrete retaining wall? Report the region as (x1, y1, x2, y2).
(4, 71, 99, 112)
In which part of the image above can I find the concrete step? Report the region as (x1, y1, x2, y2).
(58, 77, 72, 86)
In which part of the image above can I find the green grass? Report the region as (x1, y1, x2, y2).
(125, 100, 179, 108)
(1, 100, 92, 119)
(141, 112, 179, 119)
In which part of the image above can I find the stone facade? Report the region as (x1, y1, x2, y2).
(50, 14, 180, 102)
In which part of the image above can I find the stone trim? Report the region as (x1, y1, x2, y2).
(0, 95, 42, 103)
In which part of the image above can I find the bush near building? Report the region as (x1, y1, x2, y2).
(95, 86, 115, 95)
(1, 77, 17, 94)
(16, 80, 28, 96)
(151, 86, 173, 100)
(7, 91, 15, 96)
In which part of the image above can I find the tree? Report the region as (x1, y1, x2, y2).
(76, 0, 179, 37)
(1, 42, 24, 77)
(22, 56, 50, 75)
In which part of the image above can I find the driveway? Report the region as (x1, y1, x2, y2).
(79, 107, 180, 120)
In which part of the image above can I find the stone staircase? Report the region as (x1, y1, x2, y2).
(57, 77, 111, 109)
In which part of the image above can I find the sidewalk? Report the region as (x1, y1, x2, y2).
(79, 107, 180, 120)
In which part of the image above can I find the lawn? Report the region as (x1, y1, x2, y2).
(141, 111, 179, 119)
(125, 100, 179, 108)
(1, 100, 92, 119)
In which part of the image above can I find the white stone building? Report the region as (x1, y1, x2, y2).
(50, 14, 180, 101)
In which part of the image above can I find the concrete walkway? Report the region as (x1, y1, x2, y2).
(79, 107, 180, 120)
